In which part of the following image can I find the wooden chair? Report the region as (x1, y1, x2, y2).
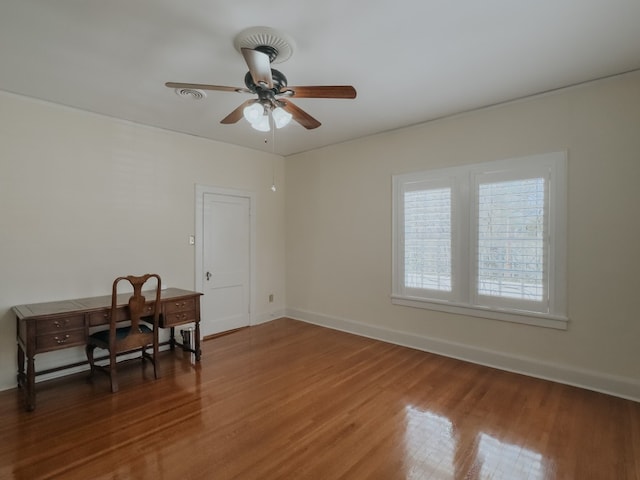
(86, 274, 161, 393)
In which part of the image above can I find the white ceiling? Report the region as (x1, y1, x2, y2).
(1, 1, 639, 156)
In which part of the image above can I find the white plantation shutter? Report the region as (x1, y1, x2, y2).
(404, 188, 452, 292)
(392, 152, 567, 329)
(476, 177, 547, 304)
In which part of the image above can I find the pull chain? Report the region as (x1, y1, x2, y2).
(265, 127, 277, 192)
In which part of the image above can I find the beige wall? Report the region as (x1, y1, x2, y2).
(0, 91, 286, 391)
(285, 71, 640, 400)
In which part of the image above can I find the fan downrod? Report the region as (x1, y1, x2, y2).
(254, 45, 279, 63)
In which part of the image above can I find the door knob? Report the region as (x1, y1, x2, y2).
(205, 271, 212, 281)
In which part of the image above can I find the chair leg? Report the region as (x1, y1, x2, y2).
(86, 344, 96, 378)
(140, 344, 158, 379)
(153, 339, 160, 380)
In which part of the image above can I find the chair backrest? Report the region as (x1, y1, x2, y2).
(110, 274, 162, 352)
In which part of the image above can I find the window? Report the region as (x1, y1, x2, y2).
(392, 152, 567, 329)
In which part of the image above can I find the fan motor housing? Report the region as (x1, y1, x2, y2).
(244, 69, 288, 95)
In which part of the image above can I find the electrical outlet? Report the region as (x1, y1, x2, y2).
(268, 294, 274, 303)
(189, 235, 195, 245)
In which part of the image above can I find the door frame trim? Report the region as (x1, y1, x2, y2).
(195, 184, 256, 327)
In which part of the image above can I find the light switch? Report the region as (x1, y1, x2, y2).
(189, 235, 195, 245)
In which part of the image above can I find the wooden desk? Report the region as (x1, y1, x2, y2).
(13, 288, 203, 411)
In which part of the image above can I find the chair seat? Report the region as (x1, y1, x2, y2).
(89, 324, 153, 344)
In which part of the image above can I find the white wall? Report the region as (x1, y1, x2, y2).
(285, 71, 640, 401)
(0, 91, 286, 391)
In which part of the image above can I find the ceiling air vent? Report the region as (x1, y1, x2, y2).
(174, 88, 207, 100)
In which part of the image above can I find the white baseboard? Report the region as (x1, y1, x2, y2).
(254, 309, 287, 326)
(286, 307, 640, 403)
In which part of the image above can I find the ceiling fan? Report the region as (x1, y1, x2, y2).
(166, 28, 356, 131)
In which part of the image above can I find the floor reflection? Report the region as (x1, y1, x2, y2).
(404, 406, 456, 478)
(404, 405, 548, 479)
(476, 433, 546, 480)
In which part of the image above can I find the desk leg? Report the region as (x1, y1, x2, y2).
(25, 354, 36, 411)
(16, 341, 25, 387)
(16, 322, 35, 411)
(16, 315, 25, 388)
(169, 327, 176, 350)
(194, 321, 201, 361)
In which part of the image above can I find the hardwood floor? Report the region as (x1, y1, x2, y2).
(1, 318, 638, 479)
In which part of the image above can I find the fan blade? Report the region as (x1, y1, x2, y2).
(165, 82, 251, 93)
(221, 99, 257, 124)
(241, 48, 273, 89)
(279, 100, 321, 130)
(282, 85, 357, 99)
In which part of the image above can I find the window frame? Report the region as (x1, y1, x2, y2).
(392, 152, 568, 330)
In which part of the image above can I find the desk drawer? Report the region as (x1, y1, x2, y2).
(165, 298, 196, 314)
(37, 315, 84, 334)
(36, 329, 85, 351)
(87, 306, 155, 326)
(88, 310, 110, 326)
(164, 310, 197, 327)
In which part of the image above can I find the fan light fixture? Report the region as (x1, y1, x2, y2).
(242, 103, 292, 131)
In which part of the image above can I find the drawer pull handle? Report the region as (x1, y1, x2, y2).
(53, 320, 67, 328)
(175, 302, 186, 308)
(54, 334, 70, 344)
(175, 313, 188, 321)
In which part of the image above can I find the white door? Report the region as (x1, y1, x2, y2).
(201, 192, 251, 336)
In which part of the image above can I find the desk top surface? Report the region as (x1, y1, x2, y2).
(13, 288, 202, 320)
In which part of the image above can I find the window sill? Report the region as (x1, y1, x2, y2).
(391, 295, 568, 330)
